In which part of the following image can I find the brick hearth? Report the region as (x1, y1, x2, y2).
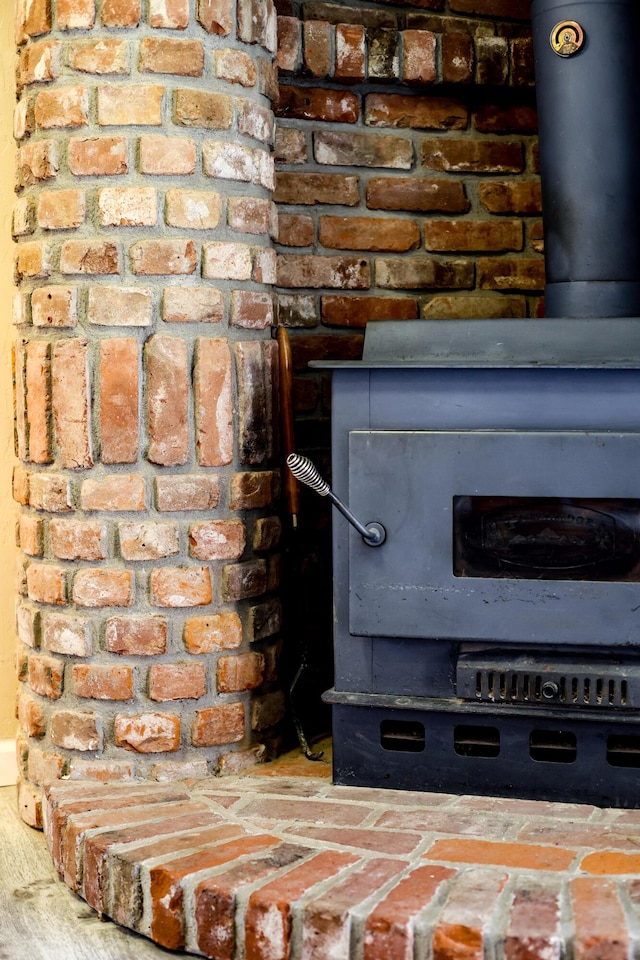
(40, 742, 640, 960)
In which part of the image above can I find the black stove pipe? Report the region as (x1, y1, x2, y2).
(531, 0, 640, 318)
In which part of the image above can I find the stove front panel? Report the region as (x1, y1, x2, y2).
(348, 429, 640, 646)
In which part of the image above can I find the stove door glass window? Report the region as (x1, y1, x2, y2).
(454, 497, 640, 581)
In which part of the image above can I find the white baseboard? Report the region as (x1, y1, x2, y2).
(0, 739, 17, 787)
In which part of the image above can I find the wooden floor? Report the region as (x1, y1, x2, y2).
(0, 786, 186, 960)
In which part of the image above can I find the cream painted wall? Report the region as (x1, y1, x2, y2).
(0, 5, 17, 740)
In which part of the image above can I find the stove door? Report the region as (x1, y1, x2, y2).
(347, 430, 640, 645)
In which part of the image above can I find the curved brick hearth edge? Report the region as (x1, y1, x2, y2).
(40, 755, 640, 960)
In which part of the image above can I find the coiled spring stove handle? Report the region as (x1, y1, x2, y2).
(286, 453, 386, 547)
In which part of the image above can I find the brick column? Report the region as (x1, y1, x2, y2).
(13, 0, 280, 826)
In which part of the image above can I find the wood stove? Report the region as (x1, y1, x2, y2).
(302, 0, 640, 806)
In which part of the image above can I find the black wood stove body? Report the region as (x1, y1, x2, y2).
(311, 0, 640, 806)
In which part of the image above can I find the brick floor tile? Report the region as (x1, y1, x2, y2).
(520, 821, 640, 852)
(287, 824, 425, 856)
(237, 796, 374, 826)
(245, 850, 359, 960)
(504, 881, 563, 960)
(426, 839, 576, 872)
(363, 863, 455, 960)
(462, 796, 596, 820)
(570, 877, 630, 960)
(302, 858, 409, 960)
(580, 851, 640, 875)
(375, 809, 514, 839)
(432, 868, 508, 960)
(194, 843, 311, 959)
(150, 834, 281, 950)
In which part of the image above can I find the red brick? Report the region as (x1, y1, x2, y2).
(192, 702, 245, 746)
(17, 693, 45, 738)
(422, 138, 523, 173)
(155, 475, 220, 512)
(228, 197, 274, 235)
(72, 569, 134, 608)
(250, 690, 286, 731)
(29, 473, 72, 512)
(149, 662, 206, 701)
(277, 214, 314, 247)
(26, 563, 66, 605)
(115, 713, 180, 753)
(81, 475, 146, 511)
(73, 664, 134, 700)
(335, 23, 365, 82)
(376, 257, 473, 290)
(230, 471, 280, 510)
(18, 41, 61, 86)
(60, 239, 120, 275)
(34, 86, 88, 128)
(367, 176, 469, 213)
(16, 604, 39, 647)
(580, 851, 640, 875)
(42, 612, 92, 656)
(202, 139, 253, 181)
(277, 254, 370, 290)
(98, 186, 157, 227)
(442, 31, 474, 83)
(16, 0, 52, 41)
(139, 136, 196, 175)
(274, 172, 359, 206)
(366, 93, 467, 129)
(19, 140, 59, 184)
(13, 465, 30, 506)
(426, 839, 576, 871)
(321, 294, 418, 328)
(237, 0, 277, 51)
(184, 612, 242, 653)
(275, 85, 358, 124)
(165, 188, 222, 229)
(38, 189, 86, 229)
(89, 286, 152, 327)
(403, 29, 436, 83)
(150, 567, 212, 607)
(101, 0, 140, 26)
(197, 0, 233, 35)
(449, 0, 530, 19)
(28, 653, 64, 699)
(571, 878, 629, 960)
(320, 216, 419, 253)
(202, 241, 252, 280)
(504, 884, 563, 960)
(315, 129, 413, 169)
(50, 519, 106, 561)
(253, 517, 282, 552)
(140, 37, 203, 76)
(189, 520, 245, 561)
(433, 868, 507, 960)
(119, 521, 179, 561)
(240, 101, 275, 144)
(68, 137, 128, 176)
(479, 181, 542, 215)
(146, 335, 189, 466)
(193, 337, 233, 466)
(15, 241, 52, 280)
(105, 616, 168, 656)
(231, 291, 274, 330)
(27, 745, 65, 787)
(245, 850, 359, 960)
(163, 286, 224, 323)
(276, 294, 318, 328)
(19, 515, 44, 557)
(217, 652, 264, 693)
(99, 338, 139, 464)
(511, 37, 535, 88)
(215, 47, 258, 86)
(51, 338, 93, 468)
(222, 559, 267, 601)
(423, 294, 527, 319)
(276, 16, 300, 73)
(17, 780, 42, 829)
(424, 220, 523, 252)
(149, 0, 189, 28)
(98, 85, 162, 125)
(274, 127, 307, 165)
(131, 238, 196, 275)
(68, 38, 127, 73)
(25, 340, 52, 463)
(302, 19, 332, 77)
(13, 196, 36, 237)
(474, 103, 538, 134)
(475, 36, 508, 85)
(173, 88, 233, 129)
(50, 711, 101, 752)
(478, 257, 545, 292)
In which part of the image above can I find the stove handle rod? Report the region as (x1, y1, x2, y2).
(286, 453, 386, 547)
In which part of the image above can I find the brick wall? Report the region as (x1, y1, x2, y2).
(13, 0, 284, 826)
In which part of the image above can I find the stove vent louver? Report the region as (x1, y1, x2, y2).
(457, 654, 640, 709)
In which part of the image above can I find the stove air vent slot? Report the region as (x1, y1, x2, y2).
(457, 654, 640, 710)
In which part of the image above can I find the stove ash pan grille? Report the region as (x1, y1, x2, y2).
(457, 654, 640, 709)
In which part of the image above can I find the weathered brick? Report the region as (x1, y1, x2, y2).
(28, 653, 64, 699)
(474, 102, 538, 134)
(60, 239, 120, 275)
(511, 37, 535, 88)
(16, 0, 52, 42)
(422, 138, 523, 173)
(67, 759, 132, 781)
(274, 126, 307, 164)
(192, 702, 245, 746)
(321, 294, 418, 328)
(50, 711, 101, 751)
(303, 19, 332, 77)
(42, 612, 92, 657)
(34, 86, 88, 128)
(315, 130, 413, 170)
(100, 338, 139, 465)
(12, 197, 36, 238)
(423, 294, 527, 319)
(149, 0, 189, 29)
(215, 48, 257, 86)
(230, 471, 279, 510)
(189, 520, 246, 561)
(165, 189, 222, 229)
(156, 475, 220, 512)
(253, 518, 282, 553)
(424, 220, 523, 252)
(13, 465, 31, 507)
(105, 616, 168, 656)
(478, 257, 545, 291)
(73, 664, 134, 700)
(17, 780, 42, 829)
(202, 241, 252, 279)
(81, 475, 146, 511)
(163, 286, 224, 323)
(149, 663, 207, 701)
(173, 89, 233, 128)
(442, 31, 474, 83)
(151, 760, 209, 781)
(29, 473, 71, 512)
(115, 713, 180, 752)
(38, 189, 86, 230)
(231, 291, 274, 330)
(479, 180, 542, 215)
(367, 176, 470, 213)
(475, 36, 509, 85)
(17, 693, 46, 738)
(571, 878, 629, 960)
(98, 85, 163, 125)
(13, 291, 29, 327)
(403, 29, 436, 83)
(119, 521, 179, 560)
(146, 335, 189, 466)
(25, 340, 52, 463)
(140, 37, 204, 76)
(184, 611, 242, 653)
(15, 241, 52, 280)
(19, 515, 44, 557)
(222, 559, 267, 601)
(449, 0, 530, 20)
(19, 41, 61, 85)
(504, 883, 563, 960)
(276, 294, 318, 328)
(276, 16, 300, 73)
(50, 519, 106, 561)
(366, 93, 467, 129)
(100, 0, 141, 27)
(228, 196, 274, 235)
(72, 569, 134, 608)
(19, 140, 59, 184)
(139, 136, 196, 175)
(89, 286, 152, 327)
(202, 139, 253, 182)
(51, 338, 93, 469)
(68, 137, 127, 176)
(27, 745, 65, 786)
(217, 652, 264, 692)
(277, 214, 314, 248)
(150, 567, 212, 607)
(432, 868, 507, 960)
(376, 256, 474, 290)
(275, 85, 359, 124)
(250, 688, 286, 731)
(98, 187, 157, 227)
(320, 216, 420, 253)
(234, 340, 277, 463)
(274, 172, 359, 206)
(238, 101, 275, 143)
(27, 563, 66, 605)
(277, 254, 370, 289)
(131, 238, 197, 275)
(335, 23, 365, 82)
(68, 38, 127, 73)
(197, 0, 233, 35)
